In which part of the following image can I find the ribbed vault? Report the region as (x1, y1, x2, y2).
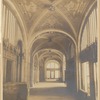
(30, 32, 73, 57)
(4, 0, 96, 40)
(36, 49, 63, 64)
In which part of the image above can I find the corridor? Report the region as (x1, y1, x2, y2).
(1, 0, 99, 100)
(28, 82, 76, 100)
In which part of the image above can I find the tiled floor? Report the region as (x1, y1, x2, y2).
(28, 82, 77, 100)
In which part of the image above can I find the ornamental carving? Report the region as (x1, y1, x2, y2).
(3, 39, 19, 55)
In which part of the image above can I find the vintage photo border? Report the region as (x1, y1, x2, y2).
(0, 0, 100, 100)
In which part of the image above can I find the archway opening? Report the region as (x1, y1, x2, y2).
(45, 60, 61, 82)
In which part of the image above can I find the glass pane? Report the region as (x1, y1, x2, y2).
(47, 63, 51, 68)
(51, 71, 54, 78)
(55, 71, 59, 78)
(51, 62, 54, 68)
(55, 63, 59, 68)
(47, 71, 50, 78)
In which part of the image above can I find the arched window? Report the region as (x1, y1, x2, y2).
(79, 7, 97, 96)
(81, 8, 97, 51)
(45, 60, 61, 80)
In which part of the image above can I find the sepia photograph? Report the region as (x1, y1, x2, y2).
(0, 0, 100, 100)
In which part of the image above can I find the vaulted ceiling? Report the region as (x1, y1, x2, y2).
(38, 49, 63, 63)
(30, 32, 72, 56)
(6, 0, 95, 39)
(4, 0, 96, 62)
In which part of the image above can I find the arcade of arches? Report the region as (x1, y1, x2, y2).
(0, 0, 100, 100)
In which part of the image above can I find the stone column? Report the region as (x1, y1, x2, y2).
(44, 62, 46, 81)
(27, 61, 31, 87)
(62, 56, 66, 82)
(13, 61, 17, 82)
(10, 12, 13, 44)
(36, 67, 39, 83)
(34, 69, 36, 84)
(3, 58, 7, 83)
(31, 57, 35, 87)
(24, 51, 30, 87)
(76, 45, 79, 92)
(17, 56, 20, 82)
(2, 5, 6, 37)
(8, 10, 10, 40)
(24, 61, 27, 83)
(8, 11, 12, 43)
(36, 68, 38, 83)
(15, 20, 18, 44)
(21, 58, 25, 82)
(12, 15, 15, 44)
(37, 67, 39, 82)
(24, 60, 27, 82)
(30, 56, 33, 87)
(4, 7, 8, 38)
(37, 55, 39, 83)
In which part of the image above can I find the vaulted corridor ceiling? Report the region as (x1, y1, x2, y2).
(30, 32, 73, 56)
(5, 0, 96, 39)
(3, 0, 97, 66)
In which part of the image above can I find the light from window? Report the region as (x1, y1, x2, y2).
(80, 62, 90, 96)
